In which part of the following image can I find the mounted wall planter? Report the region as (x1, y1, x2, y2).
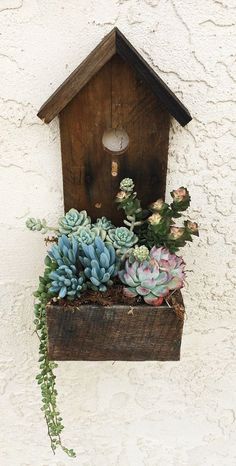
(38, 28, 192, 362)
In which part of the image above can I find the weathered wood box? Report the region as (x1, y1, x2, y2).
(38, 28, 191, 362)
(46, 293, 184, 361)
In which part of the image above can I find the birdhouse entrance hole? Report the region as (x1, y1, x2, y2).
(102, 128, 129, 155)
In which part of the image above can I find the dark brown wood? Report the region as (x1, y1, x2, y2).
(46, 301, 184, 361)
(59, 54, 170, 224)
(37, 27, 192, 126)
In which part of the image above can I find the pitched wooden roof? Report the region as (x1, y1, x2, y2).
(38, 28, 192, 126)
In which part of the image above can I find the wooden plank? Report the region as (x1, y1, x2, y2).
(38, 29, 116, 123)
(46, 303, 184, 361)
(111, 54, 170, 206)
(59, 54, 170, 224)
(115, 29, 192, 127)
(59, 60, 113, 220)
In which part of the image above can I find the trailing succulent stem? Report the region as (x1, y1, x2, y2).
(33, 258, 76, 458)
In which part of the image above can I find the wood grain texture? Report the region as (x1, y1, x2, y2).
(46, 301, 184, 361)
(60, 54, 170, 224)
(37, 27, 192, 126)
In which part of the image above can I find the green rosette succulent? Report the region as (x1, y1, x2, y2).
(79, 236, 117, 292)
(49, 264, 85, 299)
(58, 208, 91, 235)
(73, 226, 96, 245)
(107, 226, 138, 255)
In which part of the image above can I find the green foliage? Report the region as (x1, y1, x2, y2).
(115, 178, 198, 253)
(33, 258, 76, 457)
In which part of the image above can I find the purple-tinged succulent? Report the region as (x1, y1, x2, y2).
(119, 247, 185, 306)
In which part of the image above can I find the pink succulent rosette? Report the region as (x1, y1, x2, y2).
(119, 246, 186, 306)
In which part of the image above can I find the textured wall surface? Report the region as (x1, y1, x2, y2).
(0, 1, 236, 465)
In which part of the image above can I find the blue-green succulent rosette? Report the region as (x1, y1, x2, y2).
(107, 226, 138, 255)
(58, 208, 91, 236)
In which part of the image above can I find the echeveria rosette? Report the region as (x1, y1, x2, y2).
(73, 226, 96, 246)
(150, 246, 185, 289)
(79, 236, 117, 292)
(58, 208, 91, 236)
(48, 234, 79, 267)
(49, 264, 85, 299)
(119, 246, 185, 306)
(107, 226, 138, 255)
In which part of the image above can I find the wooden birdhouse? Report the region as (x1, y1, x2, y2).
(38, 28, 192, 362)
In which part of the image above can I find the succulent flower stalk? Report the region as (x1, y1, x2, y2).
(120, 178, 135, 193)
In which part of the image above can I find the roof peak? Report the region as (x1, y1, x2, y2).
(38, 28, 192, 126)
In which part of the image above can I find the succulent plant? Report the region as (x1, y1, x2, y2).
(107, 227, 138, 255)
(74, 226, 96, 245)
(26, 217, 48, 234)
(119, 246, 185, 306)
(94, 216, 114, 231)
(48, 234, 79, 267)
(150, 246, 185, 285)
(49, 264, 85, 299)
(58, 209, 91, 235)
(120, 177, 135, 193)
(131, 245, 150, 262)
(79, 236, 117, 292)
(91, 217, 115, 241)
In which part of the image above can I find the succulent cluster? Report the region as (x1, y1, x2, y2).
(119, 246, 185, 306)
(26, 176, 199, 457)
(79, 236, 117, 291)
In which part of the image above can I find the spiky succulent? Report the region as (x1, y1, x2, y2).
(119, 246, 185, 306)
(79, 236, 117, 292)
(107, 227, 138, 255)
(58, 209, 91, 235)
(120, 178, 134, 193)
(48, 234, 79, 267)
(49, 265, 85, 299)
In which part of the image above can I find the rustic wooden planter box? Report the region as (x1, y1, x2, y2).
(46, 294, 184, 361)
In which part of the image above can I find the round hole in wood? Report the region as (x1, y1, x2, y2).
(102, 128, 129, 155)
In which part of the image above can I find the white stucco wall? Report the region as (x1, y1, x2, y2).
(0, 1, 236, 465)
